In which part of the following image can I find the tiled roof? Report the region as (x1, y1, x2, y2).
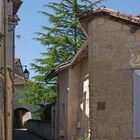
(78, 7, 140, 34)
(14, 58, 20, 64)
(8, 0, 22, 22)
(14, 74, 26, 85)
(13, 0, 23, 15)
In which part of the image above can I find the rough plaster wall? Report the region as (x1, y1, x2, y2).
(6, 28, 14, 68)
(7, 71, 13, 140)
(68, 64, 81, 140)
(0, 1, 4, 140)
(0, 1, 15, 140)
(79, 58, 89, 136)
(0, 0, 3, 32)
(58, 70, 69, 140)
(88, 17, 140, 140)
(57, 58, 89, 140)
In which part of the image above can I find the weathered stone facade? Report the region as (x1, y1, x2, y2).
(57, 58, 89, 140)
(13, 59, 40, 128)
(88, 18, 135, 140)
(47, 43, 89, 140)
(0, 1, 22, 140)
(79, 8, 140, 140)
(47, 7, 140, 140)
(0, 1, 5, 139)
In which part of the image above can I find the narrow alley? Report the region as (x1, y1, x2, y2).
(14, 129, 44, 140)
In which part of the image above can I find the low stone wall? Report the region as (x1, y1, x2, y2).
(27, 119, 52, 140)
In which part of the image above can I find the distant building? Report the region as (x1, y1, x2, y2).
(47, 8, 140, 140)
(13, 58, 39, 128)
(0, 0, 22, 140)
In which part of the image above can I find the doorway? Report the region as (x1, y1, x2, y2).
(14, 108, 32, 129)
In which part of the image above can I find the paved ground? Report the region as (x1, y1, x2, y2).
(14, 129, 44, 140)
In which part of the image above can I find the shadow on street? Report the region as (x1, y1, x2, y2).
(14, 129, 44, 140)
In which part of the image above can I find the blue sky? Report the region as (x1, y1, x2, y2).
(15, 0, 140, 78)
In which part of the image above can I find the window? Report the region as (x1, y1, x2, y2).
(133, 70, 140, 137)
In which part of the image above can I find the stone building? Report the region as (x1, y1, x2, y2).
(47, 42, 89, 140)
(13, 58, 39, 128)
(47, 7, 140, 140)
(0, 0, 22, 140)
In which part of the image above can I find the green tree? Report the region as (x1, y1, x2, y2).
(18, 81, 56, 120)
(19, 82, 56, 105)
(32, 0, 102, 82)
(20, 0, 102, 119)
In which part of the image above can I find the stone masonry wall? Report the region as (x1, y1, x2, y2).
(68, 63, 81, 140)
(88, 17, 140, 140)
(0, 1, 4, 140)
(58, 69, 69, 140)
(27, 120, 52, 140)
(80, 59, 89, 137)
(57, 58, 89, 140)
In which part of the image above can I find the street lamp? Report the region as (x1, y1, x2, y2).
(23, 66, 30, 80)
(14, 65, 30, 80)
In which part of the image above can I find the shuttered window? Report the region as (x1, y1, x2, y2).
(133, 70, 140, 137)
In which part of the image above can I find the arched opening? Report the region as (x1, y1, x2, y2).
(13, 108, 32, 129)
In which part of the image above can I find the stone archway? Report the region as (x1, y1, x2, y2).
(13, 108, 32, 129)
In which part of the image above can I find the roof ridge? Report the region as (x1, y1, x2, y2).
(79, 7, 140, 28)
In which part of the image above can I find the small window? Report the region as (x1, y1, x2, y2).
(97, 102, 106, 110)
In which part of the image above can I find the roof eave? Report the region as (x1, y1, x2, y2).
(13, 0, 23, 15)
(45, 41, 88, 80)
(79, 10, 140, 34)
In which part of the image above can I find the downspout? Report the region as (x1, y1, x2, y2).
(8, 22, 17, 140)
(8, 21, 18, 140)
(12, 23, 15, 140)
(3, 0, 8, 140)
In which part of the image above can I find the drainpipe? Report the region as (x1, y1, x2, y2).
(12, 26, 15, 140)
(10, 21, 17, 140)
(7, 21, 18, 140)
(3, 0, 8, 140)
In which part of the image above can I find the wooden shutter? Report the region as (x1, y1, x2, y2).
(133, 70, 140, 137)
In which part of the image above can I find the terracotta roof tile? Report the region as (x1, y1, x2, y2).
(79, 7, 140, 33)
(13, 0, 23, 15)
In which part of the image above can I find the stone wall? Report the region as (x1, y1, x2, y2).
(27, 119, 52, 140)
(57, 69, 69, 140)
(68, 63, 81, 140)
(88, 17, 140, 140)
(0, 1, 5, 140)
(68, 58, 89, 139)
(57, 57, 89, 140)
(79, 59, 89, 137)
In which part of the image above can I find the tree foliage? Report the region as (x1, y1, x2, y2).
(19, 82, 56, 105)
(20, 0, 102, 119)
(32, 0, 102, 82)
(18, 81, 56, 120)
